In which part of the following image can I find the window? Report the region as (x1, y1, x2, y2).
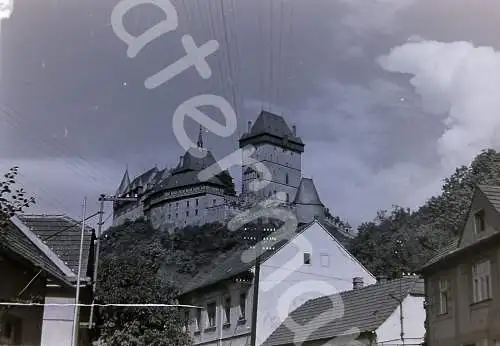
(168, 214, 171, 220)
(285, 173, 289, 185)
(239, 293, 246, 320)
(304, 252, 311, 265)
(183, 310, 190, 331)
(196, 199, 199, 206)
(195, 308, 202, 331)
(474, 210, 486, 233)
(1, 315, 21, 345)
(187, 201, 190, 207)
(286, 193, 289, 203)
(186, 211, 189, 217)
(438, 279, 449, 314)
(176, 202, 179, 209)
(224, 297, 231, 324)
(472, 260, 492, 303)
(320, 254, 329, 267)
(195, 209, 198, 216)
(213, 199, 216, 206)
(206, 302, 216, 328)
(175, 213, 178, 218)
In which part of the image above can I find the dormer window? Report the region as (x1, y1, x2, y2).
(474, 210, 486, 233)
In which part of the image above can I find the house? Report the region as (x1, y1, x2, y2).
(15, 214, 96, 346)
(0, 215, 91, 345)
(177, 216, 376, 346)
(262, 276, 425, 346)
(419, 184, 500, 346)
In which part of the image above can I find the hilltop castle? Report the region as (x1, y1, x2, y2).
(112, 111, 338, 232)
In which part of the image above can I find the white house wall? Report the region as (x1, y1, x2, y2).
(375, 295, 426, 345)
(255, 221, 376, 345)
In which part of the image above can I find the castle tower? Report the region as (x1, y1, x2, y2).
(293, 177, 326, 224)
(239, 111, 304, 203)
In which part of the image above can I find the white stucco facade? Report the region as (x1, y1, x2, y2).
(182, 220, 375, 346)
(376, 295, 426, 346)
(255, 221, 376, 345)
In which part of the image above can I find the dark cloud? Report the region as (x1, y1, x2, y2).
(2, 0, 500, 225)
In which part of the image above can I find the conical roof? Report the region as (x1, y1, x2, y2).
(293, 178, 323, 205)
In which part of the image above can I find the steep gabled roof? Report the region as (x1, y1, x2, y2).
(0, 218, 75, 287)
(129, 167, 159, 191)
(477, 184, 500, 213)
(262, 277, 421, 345)
(420, 184, 500, 272)
(179, 219, 354, 296)
(115, 169, 130, 196)
(17, 214, 95, 280)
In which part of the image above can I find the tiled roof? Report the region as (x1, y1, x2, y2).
(162, 170, 225, 190)
(419, 238, 459, 271)
(262, 276, 421, 345)
(478, 184, 500, 213)
(173, 150, 218, 174)
(129, 167, 159, 190)
(17, 215, 95, 279)
(179, 219, 353, 296)
(240, 111, 304, 145)
(0, 220, 73, 286)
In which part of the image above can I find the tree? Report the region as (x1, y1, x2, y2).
(96, 220, 191, 345)
(0, 166, 35, 224)
(348, 149, 500, 277)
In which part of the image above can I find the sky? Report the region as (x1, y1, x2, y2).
(2, 0, 500, 228)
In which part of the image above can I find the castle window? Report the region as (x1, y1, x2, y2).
(175, 213, 178, 218)
(303, 253, 311, 265)
(195, 209, 198, 216)
(176, 202, 179, 209)
(196, 199, 199, 206)
(285, 173, 289, 185)
(213, 199, 216, 206)
(187, 201, 190, 207)
(168, 214, 171, 220)
(286, 193, 289, 202)
(186, 211, 189, 217)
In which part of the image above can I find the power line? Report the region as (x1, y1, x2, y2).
(0, 302, 204, 309)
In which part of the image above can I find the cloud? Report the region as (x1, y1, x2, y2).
(379, 40, 500, 170)
(339, 0, 415, 35)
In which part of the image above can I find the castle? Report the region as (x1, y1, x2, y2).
(112, 111, 338, 232)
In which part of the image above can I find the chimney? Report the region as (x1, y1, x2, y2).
(292, 125, 297, 136)
(248, 121, 252, 132)
(353, 277, 364, 290)
(377, 276, 388, 284)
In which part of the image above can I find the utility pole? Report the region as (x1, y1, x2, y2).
(250, 221, 263, 346)
(72, 197, 87, 346)
(88, 193, 138, 330)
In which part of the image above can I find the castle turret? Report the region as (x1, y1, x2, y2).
(115, 168, 131, 196)
(293, 177, 325, 224)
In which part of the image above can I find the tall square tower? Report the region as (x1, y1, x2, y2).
(239, 111, 304, 203)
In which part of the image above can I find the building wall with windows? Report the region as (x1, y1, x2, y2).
(181, 220, 374, 346)
(421, 185, 500, 346)
(182, 280, 253, 346)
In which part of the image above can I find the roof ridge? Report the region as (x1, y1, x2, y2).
(10, 216, 77, 279)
